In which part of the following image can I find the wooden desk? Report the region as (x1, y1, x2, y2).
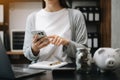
(7, 51, 23, 55)
(13, 64, 120, 80)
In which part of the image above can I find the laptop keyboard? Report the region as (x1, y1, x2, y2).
(14, 71, 29, 77)
(12, 66, 45, 78)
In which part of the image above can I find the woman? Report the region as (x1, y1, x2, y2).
(23, 0, 88, 63)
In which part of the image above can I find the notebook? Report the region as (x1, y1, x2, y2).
(0, 37, 45, 80)
(29, 61, 68, 70)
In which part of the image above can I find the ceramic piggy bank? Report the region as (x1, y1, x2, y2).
(93, 48, 120, 72)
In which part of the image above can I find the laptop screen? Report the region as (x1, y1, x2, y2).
(0, 37, 45, 79)
(0, 37, 15, 79)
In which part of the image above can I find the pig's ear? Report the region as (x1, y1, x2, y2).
(115, 48, 120, 53)
(98, 48, 105, 54)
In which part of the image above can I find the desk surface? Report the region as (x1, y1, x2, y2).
(13, 64, 120, 80)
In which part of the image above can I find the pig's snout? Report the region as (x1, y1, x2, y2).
(105, 58, 116, 68)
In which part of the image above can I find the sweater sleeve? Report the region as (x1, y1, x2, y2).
(23, 12, 39, 62)
(63, 9, 88, 58)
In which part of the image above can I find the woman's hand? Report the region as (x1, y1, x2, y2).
(32, 34, 50, 56)
(48, 35, 70, 46)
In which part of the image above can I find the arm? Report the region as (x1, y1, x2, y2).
(23, 12, 39, 62)
(63, 9, 88, 58)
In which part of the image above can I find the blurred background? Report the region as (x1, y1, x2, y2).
(0, 0, 119, 64)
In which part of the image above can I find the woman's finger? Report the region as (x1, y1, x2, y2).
(32, 34, 40, 43)
(57, 38, 63, 46)
(38, 39, 50, 49)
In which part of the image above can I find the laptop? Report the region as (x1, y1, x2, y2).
(0, 37, 45, 80)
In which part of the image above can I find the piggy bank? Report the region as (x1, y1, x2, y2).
(93, 48, 120, 72)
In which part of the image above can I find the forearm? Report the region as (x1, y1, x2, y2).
(23, 47, 39, 62)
